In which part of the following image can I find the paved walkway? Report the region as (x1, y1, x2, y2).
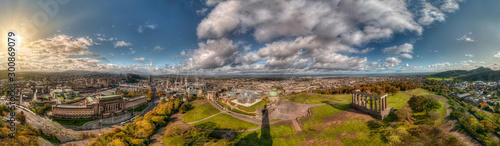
(187, 112, 221, 124)
(291, 119, 302, 132)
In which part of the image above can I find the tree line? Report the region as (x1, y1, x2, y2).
(313, 81, 421, 96)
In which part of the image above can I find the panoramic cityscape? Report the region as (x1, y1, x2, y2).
(1, 0, 500, 146)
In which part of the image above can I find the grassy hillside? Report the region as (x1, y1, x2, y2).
(455, 70, 500, 82)
(430, 66, 493, 79)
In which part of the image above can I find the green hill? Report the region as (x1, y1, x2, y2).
(455, 70, 500, 82)
(430, 67, 493, 78)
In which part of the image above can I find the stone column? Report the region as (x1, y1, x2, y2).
(374, 99, 377, 111)
(370, 97, 373, 110)
(352, 94, 354, 103)
(356, 94, 359, 105)
(385, 96, 388, 109)
(379, 98, 382, 111)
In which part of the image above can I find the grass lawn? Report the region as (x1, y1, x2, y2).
(426, 77, 453, 81)
(438, 100, 447, 118)
(161, 135, 185, 146)
(39, 135, 60, 143)
(387, 91, 412, 111)
(182, 103, 219, 123)
(235, 124, 301, 145)
(282, 93, 352, 104)
(217, 99, 232, 109)
(53, 118, 93, 126)
(128, 104, 148, 113)
(237, 100, 269, 112)
(189, 99, 208, 107)
(302, 103, 351, 131)
(405, 88, 436, 97)
(310, 118, 387, 145)
(231, 108, 256, 116)
(193, 113, 259, 130)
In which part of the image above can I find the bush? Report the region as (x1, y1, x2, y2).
(408, 95, 441, 112)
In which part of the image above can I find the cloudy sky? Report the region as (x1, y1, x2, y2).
(1, 0, 500, 75)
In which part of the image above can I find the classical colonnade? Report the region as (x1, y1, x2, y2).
(351, 90, 388, 112)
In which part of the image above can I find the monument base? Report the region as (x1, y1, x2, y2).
(350, 103, 393, 120)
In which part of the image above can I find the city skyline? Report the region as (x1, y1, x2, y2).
(1, 0, 500, 75)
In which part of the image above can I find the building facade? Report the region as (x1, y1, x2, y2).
(51, 95, 147, 119)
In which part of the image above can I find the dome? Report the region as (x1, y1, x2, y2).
(269, 91, 279, 98)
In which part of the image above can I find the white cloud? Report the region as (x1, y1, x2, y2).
(440, 0, 462, 13)
(418, 2, 446, 26)
(182, 38, 239, 69)
(382, 43, 414, 54)
(196, 8, 209, 15)
(457, 34, 475, 42)
(114, 41, 132, 48)
(382, 57, 402, 69)
(465, 54, 474, 57)
(494, 51, 500, 58)
(132, 58, 147, 63)
(128, 48, 136, 55)
(359, 48, 375, 54)
(137, 23, 158, 33)
(428, 62, 452, 68)
(153, 46, 165, 52)
(399, 54, 413, 59)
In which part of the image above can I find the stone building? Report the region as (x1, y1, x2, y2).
(51, 95, 147, 119)
(350, 90, 392, 120)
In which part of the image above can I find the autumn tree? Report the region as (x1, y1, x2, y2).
(147, 89, 154, 100)
(396, 104, 415, 125)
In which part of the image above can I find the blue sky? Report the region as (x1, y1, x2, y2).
(1, 0, 500, 75)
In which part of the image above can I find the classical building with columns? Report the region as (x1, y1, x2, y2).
(350, 90, 393, 120)
(51, 95, 147, 119)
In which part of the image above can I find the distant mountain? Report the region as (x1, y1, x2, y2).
(455, 71, 500, 82)
(430, 67, 500, 81)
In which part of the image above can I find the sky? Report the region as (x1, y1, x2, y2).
(0, 0, 500, 75)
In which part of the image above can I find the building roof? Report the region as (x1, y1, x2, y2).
(269, 91, 279, 98)
(100, 95, 121, 99)
(457, 93, 471, 98)
(86, 97, 94, 102)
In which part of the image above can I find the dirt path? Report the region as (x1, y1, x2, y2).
(427, 94, 481, 146)
(441, 119, 481, 146)
(292, 119, 303, 132)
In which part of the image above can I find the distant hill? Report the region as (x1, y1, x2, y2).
(430, 67, 493, 78)
(455, 71, 500, 82)
(430, 67, 500, 82)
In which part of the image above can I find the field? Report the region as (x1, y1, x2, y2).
(182, 103, 219, 123)
(426, 77, 453, 81)
(175, 89, 450, 145)
(235, 124, 301, 145)
(193, 113, 259, 130)
(231, 108, 256, 116)
(302, 103, 351, 130)
(282, 93, 352, 104)
(52, 118, 93, 126)
(405, 88, 436, 97)
(387, 91, 412, 111)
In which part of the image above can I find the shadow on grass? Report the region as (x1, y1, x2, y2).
(237, 109, 273, 146)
